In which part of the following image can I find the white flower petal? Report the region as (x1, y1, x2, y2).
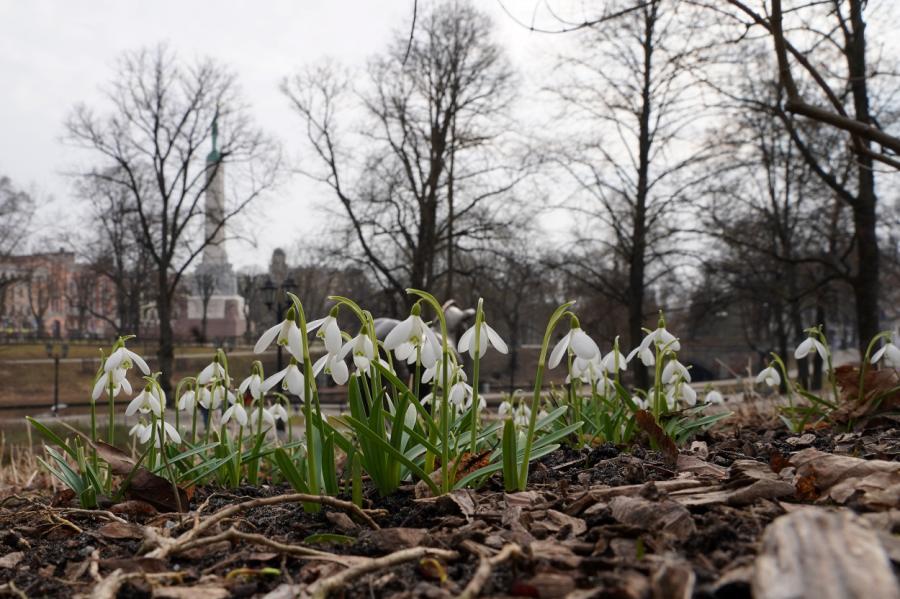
(254, 323, 281, 354)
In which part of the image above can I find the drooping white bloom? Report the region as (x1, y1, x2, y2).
(209, 386, 235, 409)
(129, 422, 149, 441)
(448, 381, 476, 410)
(665, 382, 697, 409)
(125, 386, 165, 417)
(421, 356, 466, 386)
(313, 353, 350, 385)
(222, 401, 248, 426)
(384, 314, 442, 368)
(626, 346, 656, 367)
(600, 347, 629, 374)
(340, 334, 376, 373)
(177, 390, 196, 412)
(105, 346, 151, 376)
(307, 315, 344, 355)
(129, 420, 180, 446)
(570, 355, 603, 384)
(154, 420, 181, 445)
(639, 326, 681, 353)
(263, 362, 305, 396)
(661, 359, 691, 384)
(270, 403, 290, 422)
(755, 366, 781, 388)
(705, 390, 725, 405)
(549, 327, 600, 369)
(794, 336, 829, 361)
(197, 361, 226, 385)
(249, 406, 276, 429)
(92, 367, 133, 401)
(197, 387, 220, 410)
(254, 318, 304, 361)
(872, 341, 900, 367)
(498, 400, 531, 428)
(238, 374, 263, 399)
(457, 321, 508, 359)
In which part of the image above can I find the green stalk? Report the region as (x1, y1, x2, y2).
(517, 301, 575, 491)
(469, 298, 484, 455)
(107, 377, 116, 445)
(287, 293, 322, 508)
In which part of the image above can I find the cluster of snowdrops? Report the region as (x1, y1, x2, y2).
(29, 289, 900, 509)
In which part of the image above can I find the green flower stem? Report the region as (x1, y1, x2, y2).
(857, 332, 889, 404)
(518, 301, 574, 491)
(469, 298, 484, 455)
(406, 289, 452, 494)
(107, 378, 116, 445)
(287, 292, 322, 507)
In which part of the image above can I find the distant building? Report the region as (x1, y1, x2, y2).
(0, 249, 117, 339)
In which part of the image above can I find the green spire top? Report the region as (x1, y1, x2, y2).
(207, 110, 220, 163)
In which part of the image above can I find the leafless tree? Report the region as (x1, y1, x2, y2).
(25, 267, 59, 338)
(0, 176, 35, 302)
(547, 0, 712, 386)
(712, 0, 900, 358)
(283, 1, 526, 311)
(67, 45, 280, 391)
(76, 171, 153, 337)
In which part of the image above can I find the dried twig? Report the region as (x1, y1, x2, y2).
(174, 526, 360, 565)
(146, 492, 383, 559)
(458, 543, 523, 599)
(306, 547, 459, 599)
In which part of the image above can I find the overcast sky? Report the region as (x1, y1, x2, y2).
(0, 0, 577, 270)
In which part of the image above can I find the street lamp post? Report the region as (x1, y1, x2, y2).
(261, 276, 296, 372)
(45, 342, 69, 414)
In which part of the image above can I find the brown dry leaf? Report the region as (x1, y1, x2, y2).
(110, 500, 158, 518)
(0, 551, 24, 568)
(153, 585, 229, 599)
(753, 507, 899, 599)
(833, 364, 900, 422)
(126, 469, 189, 513)
(545, 510, 587, 538)
(512, 572, 576, 598)
(99, 557, 169, 574)
(454, 450, 492, 482)
(609, 495, 696, 538)
(676, 454, 727, 480)
(360, 527, 429, 551)
(769, 452, 791, 474)
(794, 473, 819, 501)
(790, 448, 900, 508)
(98, 521, 144, 540)
(635, 410, 678, 464)
(529, 539, 582, 569)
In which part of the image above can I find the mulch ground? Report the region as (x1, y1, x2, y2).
(2, 416, 899, 598)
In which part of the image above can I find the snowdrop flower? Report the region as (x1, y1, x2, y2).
(457, 321, 508, 359)
(105, 345, 150, 376)
(177, 390, 196, 412)
(872, 341, 900, 367)
(422, 356, 465, 386)
(210, 386, 235, 408)
(270, 403, 290, 422)
(313, 352, 350, 385)
(755, 366, 781, 388)
(197, 387, 219, 410)
(254, 314, 304, 361)
(662, 359, 691, 384)
(498, 400, 531, 428)
(125, 385, 165, 417)
(449, 381, 475, 410)
(666, 383, 697, 408)
(794, 336, 828, 361)
(307, 310, 344, 355)
(569, 355, 602, 384)
(263, 361, 305, 396)
(197, 360, 226, 385)
(92, 367, 132, 401)
(549, 325, 600, 369)
(239, 373, 263, 399)
(222, 401, 248, 426)
(705, 390, 725, 405)
(340, 333, 376, 373)
(154, 420, 181, 445)
(639, 325, 681, 353)
(128, 422, 149, 441)
(626, 346, 655, 367)
(250, 406, 276, 429)
(600, 345, 629, 374)
(632, 395, 649, 410)
(384, 308, 442, 365)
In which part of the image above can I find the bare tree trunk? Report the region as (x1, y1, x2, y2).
(157, 272, 175, 395)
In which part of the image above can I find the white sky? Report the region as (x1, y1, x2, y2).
(0, 0, 576, 270)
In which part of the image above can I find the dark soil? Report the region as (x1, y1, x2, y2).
(2, 421, 899, 598)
